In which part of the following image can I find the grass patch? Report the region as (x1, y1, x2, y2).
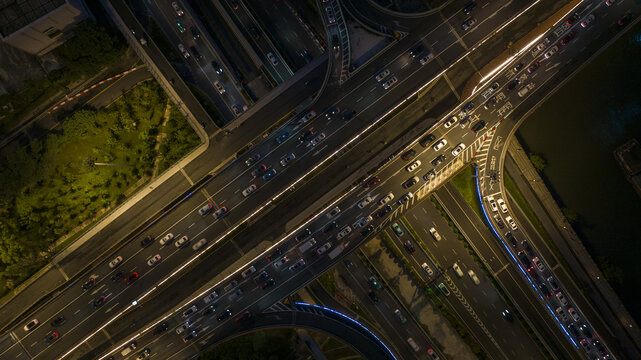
(450, 165, 483, 218)
(348, 301, 375, 324)
(322, 337, 345, 352)
(317, 271, 336, 296)
(157, 105, 202, 173)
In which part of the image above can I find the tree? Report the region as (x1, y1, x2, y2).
(529, 153, 547, 172)
(562, 208, 579, 225)
(597, 256, 624, 285)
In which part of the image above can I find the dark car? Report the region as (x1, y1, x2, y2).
(401, 149, 416, 161)
(368, 291, 379, 302)
(463, 1, 476, 14)
(361, 225, 375, 237)
(261, 278, 276, 290)
(236, 311, 252, 323)
(539, 283, 552, 297)
(410, 44, 424, 57)
(403, 242, 416, 254)
(140, 235, 154, 248)
(560, 31, 575, 46)
(190, 26, 200, 39)
(568, 323, 581, 338)
(51, 315, 65, 327)
(471, 120, 486, 134)
(513, 62, 523, 72)
(377, 205, 393, 218)
(402, 176, 419, 188)
(81, 278, 96, 291)
(276, 131, 290, 144)
(326, 106, 340, 119)
(251, 164, 268, 178)
(505, 232, 517, 247)
(431, 155, 445, 167)
(203, 305, 216, 316)
(565, 13, 579, 26)
(125, 272, 139, 285)
(245, 153, 261, 166)
(506, 79, 520, 92)
(332, 34, 339, 50)
(323, 221, 339, 233)
(343, 110, 357, 121)
(298, 129, 315, 142)
(517, 251, 531, 268)
(419, 133, 436, 147)
(364, 176, 380, 187)
(217, 308, 232, 322)
(153, 322, 169, 335)
(44, 331, 59, 345)
(483, 97, 497, 110)
(462, 101, 475, 114)
(254, 271, 269, 284)
(266, 248, 283, 262)
(111, 271, 123, 282)
(527, 61, 540, 73)
(502, 309, 514, 322)
(294, 228, 312, 242)
(183, 330, 197, 342)
(211, 61, 223, 74)
(461, 17, 476, 31)
(580, 324, 593, 339)
(93, 296, 106, 308)
(521, 239, 535, 256)
(190, 46, 203, 60)
(249, 26, 260, 40)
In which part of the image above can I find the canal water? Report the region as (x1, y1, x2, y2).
(517, 22, 641, 323)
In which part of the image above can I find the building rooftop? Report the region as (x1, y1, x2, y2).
(0, 0, 66, 37)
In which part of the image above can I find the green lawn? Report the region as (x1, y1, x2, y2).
(450, 165, 484, 218)
(317, 271, 336, 296)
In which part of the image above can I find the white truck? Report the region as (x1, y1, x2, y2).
(328, 242, 348, 260)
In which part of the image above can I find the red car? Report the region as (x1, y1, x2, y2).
(125, 272, 139, 284)
(236, 311, 252, 323)
(364, 176, 381, 187)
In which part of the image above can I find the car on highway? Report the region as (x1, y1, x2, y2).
(443, 116, 457, 128)
(294, 228, 312, 242)
(326, 107, 340, 119)
(190, 26, 200, 39)
(323, 221, 338, 233)
(605, 0, 615, 5)
(192, 238, 207, 251)
(301, 110, 317, 123)
(289, 259, 305, 272)
(266, 52, 278, 66)
(182, 330, 197, 343)
(198, 203, 213, 215)
(140, 235, 154, 248)
(175, 235, 189, 248)
(211, 60, 223, 74)
(310, 132, 326, 146)
(471, 120, 486, 134)
(382, 76, 398, 90)
(556, 291, 569, 306)
(280, 153, 296, 167)
(419, 133, 436, 147)
(213, 206, 228, 219)
(369, 276, 382, 289)
(463, 0, 476, 14)
(505, 231, 517, 247)
(147, 254, 161, 267)
(325, 6, 336, 23)
(358, 196, 373, 208)
(502, 309, 514, 322)
(81, 278, 96, 291)
(398, 192, 413, 204)
(486, 195, 498, 212)
(532, 257, 544, 271)
(451, 143, 465, 156)
(580, 324, 593, 339)
(505, 216, 518, 230)
(406, 160, 421, 172)
(392, 223, 404, 236)
(419, 52, 435, 65)
(401, 149, 416, 161)
(438, 283, 450, 296)
(125, 272, 139, 284)
(92, 296, 106, 308)
(298, 129, 315, 142)
(364, 176, 381, 187)
(493, 214, 505, 228)
(111, 271, 123, 282)
(421, 262, 434, 276)
(317, 242, 332, 255)
(468, 270, 480, 285)
(375, 69, 390, 82)
(249, 25, 260, 40)
(459, 115, 472, 129)
(431, 155, 445, 167)
(44, 331, 59, 345)
(273, 256, 290, 269)
(452, 262, 464, 277)
(51, 315, 65, 327)
(565, 12, 580, 26)
(527, 61, 540, 73)
(484, 96, 497, 109)
(242, 184, 257, 197)
(461, 17, 476, 31)
(461, 101, 475, 114)
(109, 256, 123, 269)
(368, 290, 379, 302)
(506, 78, 520, 91)
(236, 311, 252, 323)
(496, 198, 508, 213)
(403, 241, 415, 254)
(544, 45, 559, 59)
(176, 322, 189, 334)
(431, 139, 447, 152)
(580, 339, 591, 352)
(517, 251, 532, 268)
(394, 309, 407, 323)
(409, 44, 424, 57)
(136, 348, 152, 359)
(276, 131, 289, 144)
(379, 192, 394, 205)
(536, 37, 550, 51)
(521, 239, 534, 256)
(403, 176, 419, 188)
(261, 278, 276, 289)
(159, 233, 174, 246)
(361, 225, 375, 236)
(423, 169, 436, 182)
(539, 283, 552, 297)
(182, 305, 198, 318)
(214, 81, 225, 94)
(175, 19, 185, 33)
(343, 110, 357, 121)
(568, 307, 580, 322)
(245, 153, 261, 167)
(178, 44, 189, 58)
(327, 206, 341, 218)
(153, 322, 169, 335)
(262, 169, 277, 181)
(24, 319, 39, 332)
(251, 164, 268, 178)
(254, 271, 269, 284)
(172, 2, 183, 16)
(376, 204, 393, 218)
(429, 227, 441, 241)
(427, 348, 440, 360)
(560, 32, 575, 46)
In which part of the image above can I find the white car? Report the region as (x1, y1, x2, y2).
(451, 143, 465, 156)
(203, 292, 218, 303)
(421, 262, 434, 276)
(398, 192, 414, 204)
(505, 216, 518, 230)
(23, 319, 39, 332)
(382, 76, 398, 90)
(337, 226, 352, 239)
(280, 153, 295, 166)
(172, 2, 184, 16)
(175, 235, 189, 248)
(214, 81, 225, 94)
(326, 206, 341, 218)
(310, 132, 326, 146)
(580, 14, 595, 28)
(273, 256, 290, 269)
(496, 198, 508, 213)
(267, 52, 278, 66)
(532, 257, 544, 271)
(375, 69, 390, 82)
(192, 238, 207, 251)
(432, 139, 447, 151)
(556, 307, 569, 322)
(419, 52, 434, 65)
(109, 256, 123, 269)
(176, 322, 189, 334)
(317, 242, 332, 255)
(556, 292, 569, 306)
(453, 263, 464, 277)
(429, 227, 441, 241)
(301, 110, 317, 123)
(241, 266, 256, 279)
(378, 192, 394, 205)
(242, 184, 257, 197)
(486, 196, 498, 212)
(178, 44, 189, 58)
(444, 116, 457, 128)
(536, 38, 550, 51)
(544, 45, 559, 59)
(358, 196, 373, 209)
(147, 254, 161, 267)
(468, 270, 480, 285)
(568, 307, 580, 322)
(159, 233, 174, 246)
(406, 160, 421, 172)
